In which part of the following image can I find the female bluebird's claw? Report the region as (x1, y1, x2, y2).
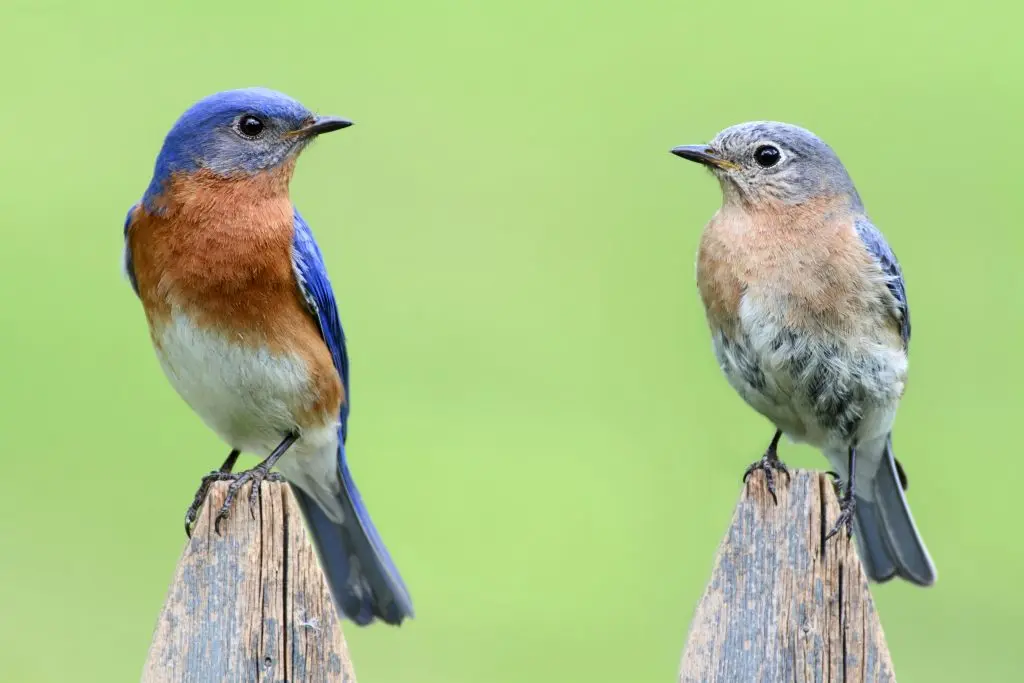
(742, 429, 790, 505)
(824, 471, 845, 498)
(825, 496, 856, 542)
(825, 445, 858, 543)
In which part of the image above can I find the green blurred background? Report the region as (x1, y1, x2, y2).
(1, 1, 1020, 681)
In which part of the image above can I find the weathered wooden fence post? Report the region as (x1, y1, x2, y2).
(680, 470, 894, 683)
(142, 481, 356, 682)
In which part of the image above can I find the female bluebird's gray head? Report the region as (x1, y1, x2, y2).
(672, 121, 862, 209)
(145, 88, 351, 204)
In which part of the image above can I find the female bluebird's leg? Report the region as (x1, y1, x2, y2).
(825, 445, 858, 541)
(214, 432, 299, 534)
(184, 449, 241, 537)
(742, 429, 790, 504)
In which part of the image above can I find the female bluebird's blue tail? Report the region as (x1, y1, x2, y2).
(852, 437, 937, 587)
(290, 446, 414, 626)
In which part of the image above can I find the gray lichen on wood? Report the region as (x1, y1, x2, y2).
(142, 481, 356, 682)
(679, 470, 894, 683)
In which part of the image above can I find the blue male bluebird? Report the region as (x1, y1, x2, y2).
(671, 121, 936, 586)
(123, 87, 414, 624)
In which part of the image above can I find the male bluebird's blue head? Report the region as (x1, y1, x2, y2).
(672, 121, 862, 209)
(144, 87, 351, 206)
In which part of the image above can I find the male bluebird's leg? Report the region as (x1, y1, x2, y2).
(215, 432, 299, 534)
(743, 429, 790, 504)
(184, 449, 241, 537)
(825, 445, 857, 541)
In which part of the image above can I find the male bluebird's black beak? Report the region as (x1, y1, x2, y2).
(294, 116, 354, 137)
(670, 144, 738, 171)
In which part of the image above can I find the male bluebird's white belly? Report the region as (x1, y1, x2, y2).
(713, 293, 906, 453)
(152, 311, 343, 505)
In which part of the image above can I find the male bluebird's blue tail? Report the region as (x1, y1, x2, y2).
(852, 437, 937, 587)
(290, 445, 414, 626)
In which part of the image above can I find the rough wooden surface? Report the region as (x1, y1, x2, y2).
(142, 480, 356, 683)
(680, 470, 894, 683)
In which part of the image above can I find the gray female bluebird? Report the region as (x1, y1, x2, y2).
(671, 121, 936, 586)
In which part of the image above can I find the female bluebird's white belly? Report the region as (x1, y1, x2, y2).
(152, 311, 339, 458)
(713, 293, 907, 451)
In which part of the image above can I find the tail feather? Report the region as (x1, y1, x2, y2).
(290, 448, 414, 626)
(853, 437, 937, 587)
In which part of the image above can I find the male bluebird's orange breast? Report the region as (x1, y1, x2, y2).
(697, 195, 895, 339)
(127, 166, 343, 423)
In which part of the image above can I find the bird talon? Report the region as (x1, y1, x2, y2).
(743, 450, 790, 505)
(248, 480, 262, 519)
(825, 497, 856, 542)
(826, 472, 845, 498)
(184, 470, 239, 537)
(214, 476, 248, 535)
(210, 462, 283, 533)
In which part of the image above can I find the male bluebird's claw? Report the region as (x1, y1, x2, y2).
(185, 471, 235, 536)
(742, 429, 790, 504)
(213, 432, 299, 535)
(184, 449, 241, 537)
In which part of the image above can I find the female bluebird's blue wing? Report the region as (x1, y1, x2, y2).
(291, 209, 351, 440)
(855, 217, 910, 348)
(123, 204, 140, 296)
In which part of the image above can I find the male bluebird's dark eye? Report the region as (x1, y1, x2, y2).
(237, 115, 265, 138)
(754, 145, 781, 167)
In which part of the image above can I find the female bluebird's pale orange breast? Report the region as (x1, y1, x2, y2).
(696, 196, 902, 348)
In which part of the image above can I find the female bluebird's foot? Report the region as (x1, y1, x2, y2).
(184, 449, 241, 537)
(825, 445, 858, 542)
(825, 495, 856, 541)
(825, 470, 843, 498)
(743, 429, 790, 504)
(214, 432, 299, 534)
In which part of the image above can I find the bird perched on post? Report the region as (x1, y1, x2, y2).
(122, 87, 414, 624)
(670, 121, 936, 586)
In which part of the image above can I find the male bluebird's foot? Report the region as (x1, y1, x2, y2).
(184, 449, 241, 537)
(743, 429, 790, 504)
(214, 432, 299, 535)
(825, 446, 857, 542)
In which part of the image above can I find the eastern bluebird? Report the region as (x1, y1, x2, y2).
(671, 121, 937, 586)
(123, 88, 414, 624)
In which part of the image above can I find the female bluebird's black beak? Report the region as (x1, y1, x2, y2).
(294, 116, 354, 137)
(670, 144, 739, 171)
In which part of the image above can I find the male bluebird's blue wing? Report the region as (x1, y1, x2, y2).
(122, 204, 140, 297)
(290, 209, 414, 626)
(291, 209, 351, 440)
(855, 216, 910, 348)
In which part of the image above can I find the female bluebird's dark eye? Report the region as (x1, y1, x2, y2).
(754, 144, 781, 167)
(237, 115, 265, 138)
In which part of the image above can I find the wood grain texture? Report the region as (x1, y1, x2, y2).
(142, 481, 356, 683)
(679, 470, 894, 683)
